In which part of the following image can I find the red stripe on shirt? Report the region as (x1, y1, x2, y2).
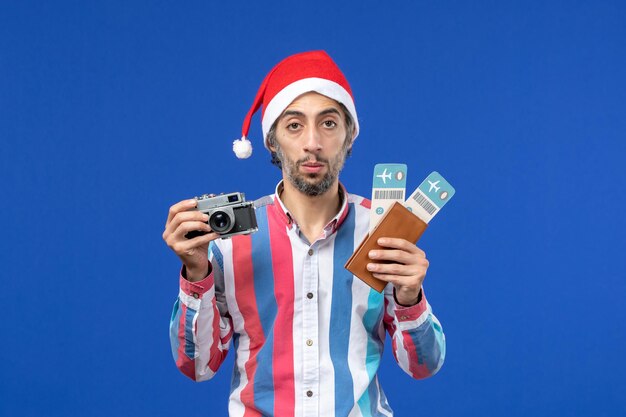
(268, 205, 296, 417)
(232, 235, 264, 417)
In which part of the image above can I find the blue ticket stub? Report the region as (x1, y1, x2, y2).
(370, 163, 407, 231)
(405, 171, 455, 223)
(372, 163, 408, 190)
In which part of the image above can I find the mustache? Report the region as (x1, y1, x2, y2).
(296, 156, 329, 165)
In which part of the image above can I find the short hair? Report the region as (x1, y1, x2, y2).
(266, 101, 355, 169)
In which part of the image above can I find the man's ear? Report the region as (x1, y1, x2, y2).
(348, 127, 357, 146)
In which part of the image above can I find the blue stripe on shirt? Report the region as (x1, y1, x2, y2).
(184, 305, 197, 359)
(330, 203, 356, 416)
(409, 315, 443, 372)
(367, 378, 380, 416)
(230, 333, 241, 395)
(376, 375, 394, 415)
(358, 288, 385, 416)
(209, 241, 224, 272)
(250, 206, 276, 414)
(169, 299, 181, 362)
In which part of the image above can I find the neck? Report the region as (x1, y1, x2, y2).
(280, 178, 342, 243)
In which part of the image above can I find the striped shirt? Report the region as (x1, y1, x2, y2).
(170, 182, 446, 417)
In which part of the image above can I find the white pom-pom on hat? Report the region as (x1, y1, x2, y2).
(233, 136, 253, 159)
(234, 50, 359, 159)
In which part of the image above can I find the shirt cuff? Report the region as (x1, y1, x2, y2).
(180, 265, 214, 299)
(394, 288, 428, 324)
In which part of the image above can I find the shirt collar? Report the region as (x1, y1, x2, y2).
(272, 180, 351, 236)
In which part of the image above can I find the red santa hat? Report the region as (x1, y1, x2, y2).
(233, 50, 359, 159)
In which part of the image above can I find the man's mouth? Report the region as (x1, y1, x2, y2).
(300, 161, 325, 173)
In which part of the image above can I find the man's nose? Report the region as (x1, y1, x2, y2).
(303, 125, 322, 152)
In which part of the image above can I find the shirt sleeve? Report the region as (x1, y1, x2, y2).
(382, 285, 446, 379)
(169, 241, 233, 382)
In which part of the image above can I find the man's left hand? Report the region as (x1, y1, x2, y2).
(367, 237, 429, 306)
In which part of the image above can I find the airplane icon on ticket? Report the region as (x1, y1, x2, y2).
(376, 168, 392, 184)
(428, 180, 441, 193)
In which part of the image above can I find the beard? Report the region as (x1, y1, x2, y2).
(275, 145, 349, 197)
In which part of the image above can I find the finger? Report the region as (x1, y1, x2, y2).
(369, 250, 429, 269)
(369, 272, 395, 283)
(368, 272, 422, 289)
(165, 211, 209, 239)
(368, 249, 413, 265)
(171, 232, 219, 255)
(376, 237, 422, 253)
(188, 231, 219, 245)
(367, 262, 420, 277)
(166, 199, 198, 225)
(371, 273, 409, 287)
(173, 220, 214, 240)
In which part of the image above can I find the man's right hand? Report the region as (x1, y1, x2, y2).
(163, 199, 219, 282)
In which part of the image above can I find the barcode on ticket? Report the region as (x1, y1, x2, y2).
(374, 189, 404, 200)
(412, 190, 437, 215)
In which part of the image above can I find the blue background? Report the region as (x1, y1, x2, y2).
(2, 1, 625, 416)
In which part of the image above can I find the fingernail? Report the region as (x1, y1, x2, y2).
(367, 263, 375, 271)
(369, 250, 377, 259)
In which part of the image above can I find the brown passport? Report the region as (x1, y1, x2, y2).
(344, 202, 428, 292)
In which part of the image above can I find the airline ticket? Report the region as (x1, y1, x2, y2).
(369, 163, 407, 232)
(404, 171, 455, 223)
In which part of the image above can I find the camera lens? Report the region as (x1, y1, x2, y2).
(209, 211, 232, 233)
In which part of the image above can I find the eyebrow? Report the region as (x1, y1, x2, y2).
(279, 107, 342, 120)
(318, 108, 341, 117)
(280, 110, 305, 119)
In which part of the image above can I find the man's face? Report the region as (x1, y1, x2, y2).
(270, 92, 352, 197)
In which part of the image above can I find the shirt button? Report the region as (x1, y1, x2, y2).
(307, 292, 314, 299)
(192, 292, 199, 299)
(306, 390, 313, 397)
(306, 339, 313, 346)
(308, 248, 314, 256)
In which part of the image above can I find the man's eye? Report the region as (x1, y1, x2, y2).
(323, 120, 337, 128)
(287, 123, 301, 130)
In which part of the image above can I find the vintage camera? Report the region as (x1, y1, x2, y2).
(185, 192, 258, 239)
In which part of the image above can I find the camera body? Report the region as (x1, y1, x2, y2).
(185, 192, 258, 240)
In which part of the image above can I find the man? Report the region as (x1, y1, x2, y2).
(163, 51, 445, 417)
